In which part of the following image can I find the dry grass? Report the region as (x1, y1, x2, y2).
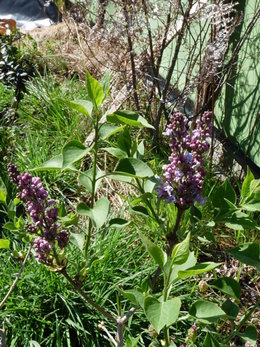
(25, 20, 130, 92)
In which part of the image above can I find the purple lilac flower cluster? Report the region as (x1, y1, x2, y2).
(7, 164, 69, 264)
(156, 111, 212, 209)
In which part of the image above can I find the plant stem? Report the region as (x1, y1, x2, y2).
(163, 325, 170, 347)
(0, 244, 32, 310)
(60, 268, 117, 323)
(166, 207, 183, 256)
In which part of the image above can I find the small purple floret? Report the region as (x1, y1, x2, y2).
(156, 111, 212, 209)
(8, 165, 69, 265)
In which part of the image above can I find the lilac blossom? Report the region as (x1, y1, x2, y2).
(155, 111, 212, 209)
(7, 164, 69, 265)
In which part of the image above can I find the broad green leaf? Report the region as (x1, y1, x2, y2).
(171, 233, 190, 265)
(212, 180, 236, 211)
(241, 202, 260, 212)
(249, 179, 260, 197)
(104, 147, 128, 159)
(115, 158, 153, 178)
(238, 325, 257, 345)
(229, 243, 260, 271)
(106, 173, 132, 183)
(70, 232, 85, 251)
(79, 168, 104, 193)
(210, 277, 241, 300)
(139, 234, 167, 269)
(220, 210, 256, 230)
(62, 141, 91, 169)
(203, 333, 221, 347)
(0, 239, 10, 249)
(168, 251, 197, 283)
(77, 197, 110, 228)
(31, 155, 63, 171)
(189, 300, 226, 323)
(66, 99, 93, 117)
(178, 262, 221, 279)
(109, 218, 130, 228)
(132, 205, 149, 216)
(241, 167, 254, 200)
(86, 70, 104, 108)
(143, 176, 157, 193)
(117, 127, 131, 156)
(98, 123, 125, 140)
(221, 299, 239, 320)
(122, 289, 145, 308)
(144, 296, 181, 333)
(0, 177, 7, 203)
(107, 110, 154, 129)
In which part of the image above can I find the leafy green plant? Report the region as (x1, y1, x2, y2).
(2, 71, 259, 347)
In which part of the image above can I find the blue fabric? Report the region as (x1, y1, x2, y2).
(0, 0, 59, 23)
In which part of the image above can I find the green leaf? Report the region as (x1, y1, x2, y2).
(144, 296, 181, 333)
(0, 177, 7, 203)
(79, 168, 104, 193)
(70, 233, 85, 251)
(228, 243, 260, 271)
(115, 158, 153, 178)
(86, 70, 104, 108)
(109, 218, 130, 228)
(31, 155, 63, 171)
(62, 141, 91, 169)
(218, 210, 256, 230)
(168, 251, 197, 283)
(117, 127, 131, 156)
(139, 234, 167, 270)
(178, 262, 221, 279)
(238, 325, 257, 345)
(122, 289, 145, 308)
(210, 277, 241, 300)
(106, 173, 132, 183)
(66, 99, 93, 117)
(3, 222, 17, 231)
(98, 123, 125, 140)
(107, 110, 154, 129)
(101, 70, 110, 98)
(203, 333, 220, 347)
(189, 300, 226, 323)
(77, 197, 110, 228)
(171, 233, 190, 265)
(241, 202, 260, 212)
(249, 179, 260, 197)
(132, 205, 149, 217)
(212, 180, 236, 211)
(0, 239, 10, 249)
(241, 166, 254, 200)
(104, 147, 128, 159)
(221, 299, 239, 320)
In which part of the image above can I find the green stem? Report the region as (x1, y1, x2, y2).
(60, 268, 117, 323)
(163, 325, 170, 347)
(166, 207, 183, 256)
(84, 112, 99, 257)
(91, 115, 99, 208)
